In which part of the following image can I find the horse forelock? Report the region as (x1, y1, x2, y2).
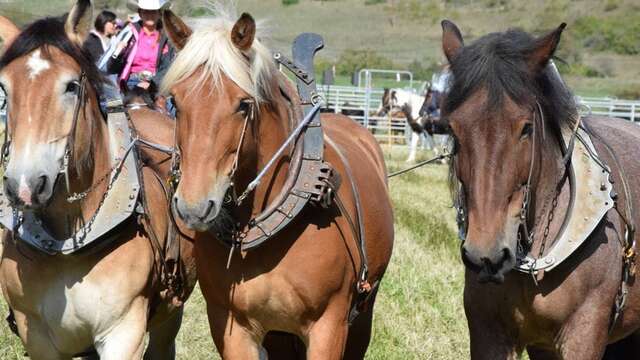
(443, 28, 577, 129)
(161, 7, 277, 104)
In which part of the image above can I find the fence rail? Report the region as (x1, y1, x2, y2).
(317, 86, 640, 144)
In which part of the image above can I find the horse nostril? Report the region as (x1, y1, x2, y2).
(34, 175, 47, 196)
(199, 200, 215, 221)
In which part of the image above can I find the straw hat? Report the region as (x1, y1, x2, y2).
(126, 0, 171, 11)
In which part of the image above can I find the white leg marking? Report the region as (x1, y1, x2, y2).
(27, 50, 51, 80)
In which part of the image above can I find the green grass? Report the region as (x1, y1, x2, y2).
(0, 147, 468, 359)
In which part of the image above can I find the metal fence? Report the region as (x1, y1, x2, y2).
(317, 85, 640, 144)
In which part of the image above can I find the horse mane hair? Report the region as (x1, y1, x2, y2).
(161, 2, 277, 103)
(0, 15, 105, 175)
(443, 28, 577, 129)
(443, 27, 579, 206)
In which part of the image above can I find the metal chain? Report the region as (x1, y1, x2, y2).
(66, 159, 124, 203)
(538, 193, 559, 258)
(70, 159, 126, 243)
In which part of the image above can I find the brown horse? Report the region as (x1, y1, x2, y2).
(160, 6, 394, 359)
(442, 20, 640, 359)
(0, 1, 195, 358)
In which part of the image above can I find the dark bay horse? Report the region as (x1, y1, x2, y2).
(441, 20, 640, 359)
(160, 7, 394, 359)
(0, 1, 196, 358)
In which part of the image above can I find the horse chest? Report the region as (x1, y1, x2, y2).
(1, 237, 153, 348)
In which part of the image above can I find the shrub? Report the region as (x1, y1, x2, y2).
(615, 86, 640, 100)
(557, 62, 604, 78)
(335, 49, 395, 76)
(573, 16, 640, 55)
(282, 0, 299, 5)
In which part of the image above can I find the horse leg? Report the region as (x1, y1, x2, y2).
(143, 307, 184, 360)
(555, 307, 610, 360)
(306, 310, 349, 360)
(467, 311, 517, 360)
(95, 298, 148, 360)
(603, 331, 640, 360)
(208, 306, 265, 360)
(527, 346, 560, 360)
(19, 314, 71, 360)
(342, 292, 377, 360)
(406, 132, 419, 163)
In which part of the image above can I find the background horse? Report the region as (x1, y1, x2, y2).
(161, 6, 393, 359)
(442, 20, 640, 359)
(377, 87, 448, 162)
(0, 1, 195, 358)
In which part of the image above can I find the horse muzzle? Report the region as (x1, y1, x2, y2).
(3, 170, 56, 210)
(461, 242, 516, 284)
(172, 194, 220, 232)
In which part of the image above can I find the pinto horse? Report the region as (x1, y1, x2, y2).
(442, 20, 640, 359)
(377, 87, 448, 162)
(160, 7, 393, 359)
(0, 1, 195, 358)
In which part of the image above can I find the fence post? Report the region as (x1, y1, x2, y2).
(364, 86, 371, 129)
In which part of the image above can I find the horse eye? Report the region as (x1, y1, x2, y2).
(521, 123, 533, 139)
(237, 99, 252, 114)
(65, 81, 80, 94)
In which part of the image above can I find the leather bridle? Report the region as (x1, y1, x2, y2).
(1, 73, 89, 197)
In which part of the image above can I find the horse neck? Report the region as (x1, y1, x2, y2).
(528, 120, 571, 254)
(42, 98, 112, 239)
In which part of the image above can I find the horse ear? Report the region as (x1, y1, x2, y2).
(231, 13, 256, 51)
(527, 23, 566, 72)
(0, 16, 19, 49)
(65, 0, 93, 46)
(441, 20, 464, 63)
(163, 10, 193, 50)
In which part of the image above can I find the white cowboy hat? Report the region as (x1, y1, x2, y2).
(127, 0, 171, 11)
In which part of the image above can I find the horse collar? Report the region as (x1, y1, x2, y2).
(516, 124, 614, 273)
(0, 112, 141, 255)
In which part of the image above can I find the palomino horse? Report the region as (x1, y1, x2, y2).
(442, 20, 640, 359)
(0, 1, 195, 358)
(161, 7, 394, 359)
(377, 88, 448, 162)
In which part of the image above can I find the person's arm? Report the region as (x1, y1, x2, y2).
(150, 41, 175, 87)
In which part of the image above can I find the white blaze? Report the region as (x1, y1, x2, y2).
(27, 50, 50, 80)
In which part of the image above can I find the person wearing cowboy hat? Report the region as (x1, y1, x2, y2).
(107, 0, 174, 113)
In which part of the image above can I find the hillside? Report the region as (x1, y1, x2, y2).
(1, 0, 639, 97)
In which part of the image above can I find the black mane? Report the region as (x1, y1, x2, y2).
(0, 15, 104, 90)
(443, 28, 577, 127)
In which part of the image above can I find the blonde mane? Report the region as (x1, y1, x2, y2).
(161, 3, 277, 102)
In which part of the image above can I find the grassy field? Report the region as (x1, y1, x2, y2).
(0, 147, 467, 359)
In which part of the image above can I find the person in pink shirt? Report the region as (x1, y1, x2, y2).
(107, 0, 174, 111)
